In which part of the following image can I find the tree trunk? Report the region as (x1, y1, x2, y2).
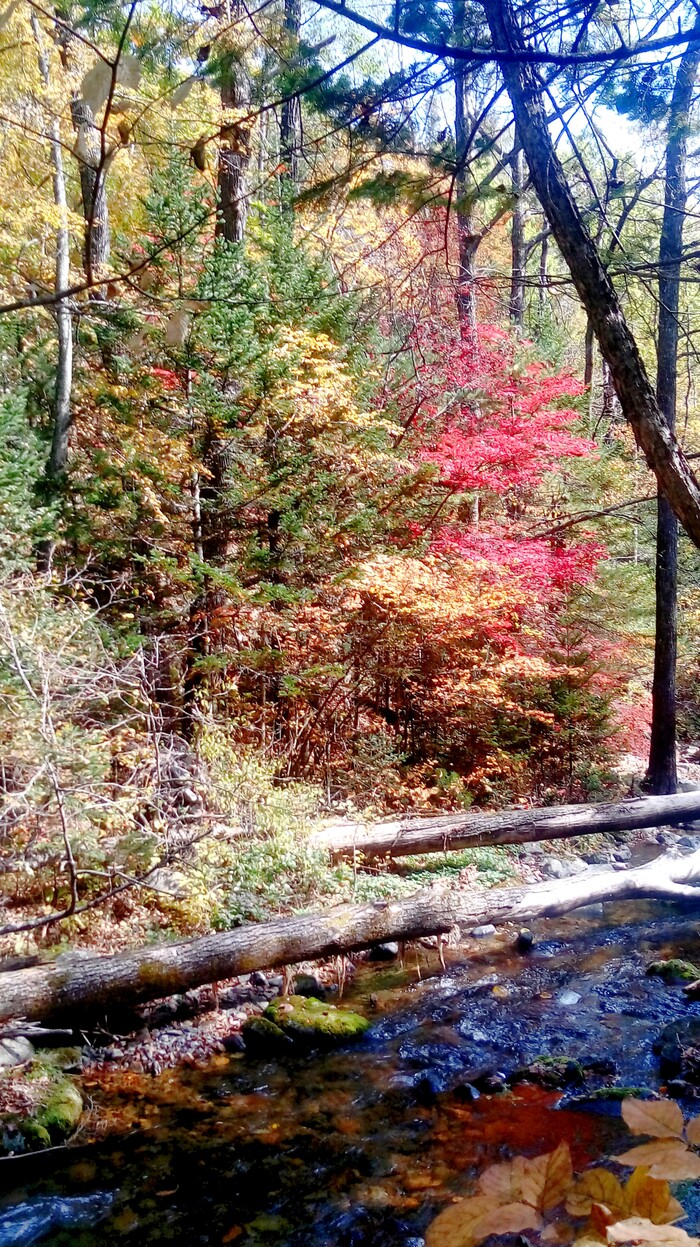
(70, 99, 110, 296)
(31, 16, 73, 511)
(480, 0, 700, 551)
(2, 850, 700, 1024)
(453, 0, 478, 337)
(509, 144, 526, 326)
(217, 64, 251, 244)
(280, 0, 301, 192)
(584, 319, 594, 388)
(313, 790, 700, 862)
(646, 31, 700, 795)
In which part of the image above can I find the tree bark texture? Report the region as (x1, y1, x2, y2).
(453, 0, 478, 336)
(217, 64, 251, 244)
(646, 28, 700, 795)
(280, 0, 302, 191)
(2, 850, 700, 1024)
(70, 99, 110, 295)
(313, 791, 700, 862)
(509, 145, 526, 326)
(480, 0, 700, 551)
(32, 16, 73, 493)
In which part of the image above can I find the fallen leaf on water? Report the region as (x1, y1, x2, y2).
(684, 1115, 700, 1146)
(621, 1101, 685, 1141)
(624, 1170, 684, 1224)
(567, 1170, 627, 1219)
(606, 1218, 699, 1247)
(425, 1196, 542, 1247)
(614, 1141, 700, 1180)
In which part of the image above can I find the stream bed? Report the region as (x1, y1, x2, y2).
(4, 898, 700, 1246)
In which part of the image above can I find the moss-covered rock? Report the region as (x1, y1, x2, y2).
(264, 995, 370, 1046)
(242, 1016, 294, 1056)
(0, 1052, 83, 1154)
(509, 1056, 585, 1089)
(647, 959, 700, 984)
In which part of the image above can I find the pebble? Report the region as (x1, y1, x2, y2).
(471, 924, 496, 938)
(516, 928, 534, 953)
(558, 990, 581, 1007)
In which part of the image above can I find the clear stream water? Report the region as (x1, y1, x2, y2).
(4, 896, 700, 1246)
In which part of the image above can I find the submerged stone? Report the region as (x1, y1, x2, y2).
(264, 995, 370, 1046)
(647, 959, 700, 984)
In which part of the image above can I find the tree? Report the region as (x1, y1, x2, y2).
(646, 28, 700, 794)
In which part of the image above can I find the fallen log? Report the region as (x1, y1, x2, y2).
(1, 850, 700, 1024)
(313, 791, 700, 863)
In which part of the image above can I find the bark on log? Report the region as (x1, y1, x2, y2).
(313, 791, 700, 863)
(1, 850, 700, 1024)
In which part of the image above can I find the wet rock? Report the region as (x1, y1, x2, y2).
(241, 1016, 294, 1056)
(566, 1086, 657, 1111)
(294, 973, 327, 1000)
(582, 851, 610, 865)
(369, 942, 400, 961)
(250, 971, 268, 988)
(658, 1041, 683, 1080)
(613, 847, 632, 862)
(452, 1081, 481, 1103)
(220, 1032, 246, 1054)
(655, 1018, 700, 1050)
(541, 855, 587, 879)
(0, 1037, 34, 1068)
(264, 995, 370, 1046)
(1, 1053, 83, 1154)
(516, 928, 534, 953)
(678, 835, 699, 850)
(509, 1056, 585, 1089)
(647, 958, 700, 984)
(0, 1192, 114, 1247)
(471, 924, 496, 938)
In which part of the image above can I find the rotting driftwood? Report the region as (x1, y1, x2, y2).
(1, 849, 700, 1025)
(313, 791, 700, 863)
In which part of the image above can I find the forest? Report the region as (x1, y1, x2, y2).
(6, 0, 700, 1241)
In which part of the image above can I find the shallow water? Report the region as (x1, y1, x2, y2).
(3, 898, 700, 1246)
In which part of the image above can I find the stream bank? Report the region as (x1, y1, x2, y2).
(3, 890, 700, 1246)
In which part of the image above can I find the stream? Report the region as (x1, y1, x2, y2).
(3, 895, 700, 1246)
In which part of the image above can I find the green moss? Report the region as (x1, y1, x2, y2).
(242, 1016, 293, 1055)
(647, 959, 700, 984)
(0, 1057, 83, 1154)
(570, 1086, 652, 1103)
(509, 1056, 584, 1088)
(264, 995, 370, 1046)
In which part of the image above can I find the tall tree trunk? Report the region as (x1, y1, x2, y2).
(646, 37, 700, 794)
(538, 230, 548, 313)
(280, 0, 301, 193)
(31, 16, 73, 503)
(509, 144, 526, 326)
(480, 0, 700, 550)
(584, 319, 594, 387)
(453, 0, 478, 337)
(217, 61, 251, 243)
(70, 99, 110, 297)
